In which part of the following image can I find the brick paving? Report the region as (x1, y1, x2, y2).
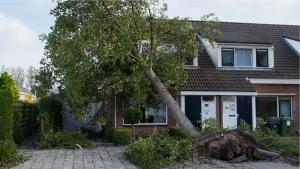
(11, 146, 299, 169)
(12, 146, 137, 169)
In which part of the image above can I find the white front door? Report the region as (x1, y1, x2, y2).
(222, 96, 237, 129)
(201, 96, 216, 122)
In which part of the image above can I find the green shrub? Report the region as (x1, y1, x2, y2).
(113, 128, 132, 145)
(0, 72, 19, 101)
(238, 119, 251, 130)
(0, 90, 13, 140)
(0, 140, 23, 167)
(38, 96, 63, 132)
(124, 130, 194, 169)
(250, 129, 299, 157)
(200, 118, 225, 135)
(36, 130, 95, 149)
(103, 125, 115, 141)
(167, 127, 190, 139)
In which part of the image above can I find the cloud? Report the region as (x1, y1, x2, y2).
(165, 0, 300, 25)
(0, 13, 43, 69)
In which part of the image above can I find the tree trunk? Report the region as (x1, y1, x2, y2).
(146, 68, 199, 136)
(131, 124, 135, 142)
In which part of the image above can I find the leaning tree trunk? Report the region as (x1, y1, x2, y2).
(146, 68, 200, 136)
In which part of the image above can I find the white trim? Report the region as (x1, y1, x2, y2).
(180, 91, 257, 96)
(252, 96, 256, 130)
(257, 93, 296, 96)
(249, 78, 300, 84)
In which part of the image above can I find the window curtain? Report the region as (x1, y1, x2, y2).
(235, 48, 252, 66)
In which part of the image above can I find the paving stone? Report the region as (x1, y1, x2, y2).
(11, 146, 299, 169)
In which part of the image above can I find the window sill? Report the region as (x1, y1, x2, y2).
(217, 67, 273, 71)
(123, 123, 168, 127)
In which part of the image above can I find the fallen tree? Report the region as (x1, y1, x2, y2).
(196, 129, 280, 162)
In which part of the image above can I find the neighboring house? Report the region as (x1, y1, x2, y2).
(19, 88, 37, 103)
(110, 22, 300, 135)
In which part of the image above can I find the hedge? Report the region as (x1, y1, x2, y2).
(0, 90, 13, 140)
(113, 128, 132, 145)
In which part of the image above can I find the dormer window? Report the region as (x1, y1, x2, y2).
(256, 49, 268, 67)
(220, 46, 272, 68)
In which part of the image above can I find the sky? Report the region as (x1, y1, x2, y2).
(0, 0, 299, 69)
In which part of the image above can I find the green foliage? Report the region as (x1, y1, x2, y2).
(199, 118, 225, 135)
(250, 129, 299, 157)
(36, 130, 95, 149)
(92, 113, 106, 127)
(103, 125, 115, 142)
(0, 91, 22, 167)
(167, 127, 190, 139)
(40, 0, 219, 117)
(113, 128, 132, 145)
(0, 72, 19, 102)
(0, 140, 23, 167)
(38, 96, 63, 132)
(0, 90, 13, 140)
(238, 119, 251, 130)
(124, 130, 194, 169)
(123, 108, 143, 125)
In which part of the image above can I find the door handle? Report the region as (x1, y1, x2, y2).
(229, 115, 236, 117)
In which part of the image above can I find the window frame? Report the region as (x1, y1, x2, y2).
(256, 49, 269, 67)
(219, 45, 272, 68)
(221, 48, 234, 67)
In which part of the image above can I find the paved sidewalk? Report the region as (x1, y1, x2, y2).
(11, 146, 299, 169)
(12, 146, 137, 169)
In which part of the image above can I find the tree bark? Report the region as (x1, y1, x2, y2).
(146, 68, 199, 136)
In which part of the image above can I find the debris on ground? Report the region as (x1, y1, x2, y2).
(196, 129, 281, 162)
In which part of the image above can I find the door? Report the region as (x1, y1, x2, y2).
(237, 96, 252, 128)
(185, 96, 201, 127)
(222, 96, 237, 129)
(279, 97, 291, 118)
(201, 96, 216, 122)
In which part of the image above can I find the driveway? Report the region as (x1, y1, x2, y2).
(12, 146, 298, 169)
(12, 146, 137, 169)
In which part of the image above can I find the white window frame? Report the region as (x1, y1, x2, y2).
(218, 44, 274, 68)
(123, 105, 168, 126)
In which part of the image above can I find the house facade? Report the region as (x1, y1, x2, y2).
(113, 22, 300, 135)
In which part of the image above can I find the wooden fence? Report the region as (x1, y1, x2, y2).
(13, 102, 38, 143)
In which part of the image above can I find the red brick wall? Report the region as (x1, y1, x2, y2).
(252, 84, 300, 132)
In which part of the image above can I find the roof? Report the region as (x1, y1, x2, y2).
(180, 22, 300, 92)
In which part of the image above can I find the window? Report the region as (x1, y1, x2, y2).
(279, 97, 291, 118)
(220, 47, 271, 68)
(223, 96, 235, 102)
(140, 105, 167, 124)
(256, 97, 277, 119)
(185, 58, 194, 66)
(222, 48, 234, 66)
(235, 48, 253, 66)
(256, 49, 268, 67)
(124, 97, 167, 125)
(203, 96, 214, 101)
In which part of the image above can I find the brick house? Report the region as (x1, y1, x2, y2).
(112, 22, 300, 135)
